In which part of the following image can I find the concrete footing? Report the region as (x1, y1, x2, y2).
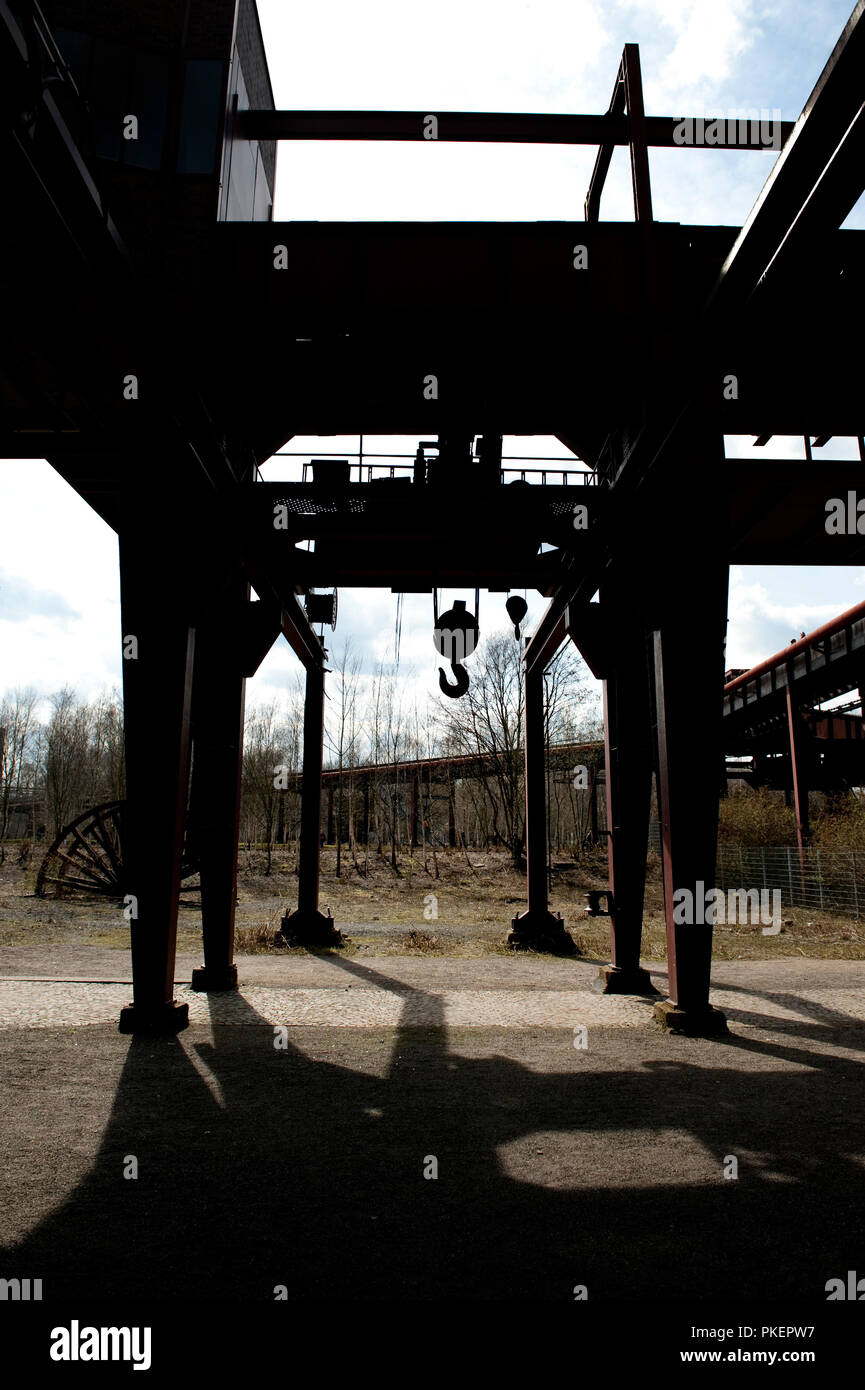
(653, 999, 728, 1036)
(118, 1001, 189, 1035)
(278, 908, 344, 948)
(508, 909, 577, 956)
(190, 964, 238, 992)
(594, 964, 660, 995)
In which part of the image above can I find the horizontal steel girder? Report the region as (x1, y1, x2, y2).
(236, 109, 795, 149)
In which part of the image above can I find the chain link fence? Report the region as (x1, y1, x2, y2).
(647, 823, 864, 918)
(716, 845, 865, 918)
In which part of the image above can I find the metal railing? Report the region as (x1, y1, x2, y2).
(273, 447, 594, 487)
(715, 845, 865, 918)
(500, 467, 595, 486)
(646, 823, 865, 918)
(292, 458, 595, 485)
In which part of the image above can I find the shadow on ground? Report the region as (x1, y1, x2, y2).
(2, 956, 864, 1301)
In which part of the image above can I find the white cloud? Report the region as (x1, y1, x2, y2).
(726, 568, 839, 668)
(0, 461, 120, 700)
(648, 1, 757, 99)
(257, 0, 613, 111)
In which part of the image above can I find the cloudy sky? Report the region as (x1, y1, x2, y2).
(1, 0, 863, 720)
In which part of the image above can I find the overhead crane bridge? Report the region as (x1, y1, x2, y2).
(3, 0, 865, 1034)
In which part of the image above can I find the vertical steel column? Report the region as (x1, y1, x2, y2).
(509, 661, 575, 953)
(188, 610, 247, 994)
(787, 683, 810, 860)
(525, 662, 548, 915)
(299, 662, 324, 912)
(447, 773, 456, 848)
(118, 534, 194, 1034)
(589, 769, 599, 844)
(598, 597, 657, 995)
(410, 773, 419, 846)
(652, 557, 729, 1034)
(622, 43, 653, 223)
(279, 661, 342, 945)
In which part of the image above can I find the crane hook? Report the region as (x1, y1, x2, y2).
(438, 661, 470, 698)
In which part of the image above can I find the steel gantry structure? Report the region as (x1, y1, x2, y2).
(723, 599, 865, 852)
(2, 0, 864, 1034)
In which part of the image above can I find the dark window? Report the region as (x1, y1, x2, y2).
(177, 60, 225, 174)
(90, 37, 129, 161)
(52, 26, 91, 88)
(68, 34, 168, 170)
(125, 50, 169, 170)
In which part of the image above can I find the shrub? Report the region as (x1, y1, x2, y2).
(400, 929, 443, 952)
(717, 788, 797, 846)
(812, 791, 865, 852)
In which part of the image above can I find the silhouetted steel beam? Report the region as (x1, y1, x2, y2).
(624, 45, 653, 223)
(508, 661, 575, 953)
(188, 588, 248, 995)
(523, 605, 567, 676)
(244, 569, 325, 672)
(584, 44, 653, 225)
(278, 662, 343, 946)
(280, 595, 326, 672)
(713, 0, 865, 308)
(117, 536, 193, 1035)
(237, 109, 794, 149)
(543, 3, 865, 637)
(298, 663, 326, 916)
(584, 53, 626, 222)
(600, 582, 656, 994)
(1, 0, 127, 260)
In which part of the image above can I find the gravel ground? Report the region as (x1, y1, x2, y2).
(0, 951, 863, 1302)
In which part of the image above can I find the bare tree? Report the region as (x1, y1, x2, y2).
(437, 629, 599, 866)
(242, 701, 283, 874)
(382, 669, 409, 871)
(84, 689, 125, 805)
(438, 631, 525, 867)
(44, 687, 92, 835)
(325, 638, 362, 877)
(0, 686, 39, 839)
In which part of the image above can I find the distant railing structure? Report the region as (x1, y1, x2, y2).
(647, 822, 865, 920)
(270, 449, 595, 487)
(716, 845, 865, 919)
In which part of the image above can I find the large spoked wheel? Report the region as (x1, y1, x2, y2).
(35, 800, 200, 901)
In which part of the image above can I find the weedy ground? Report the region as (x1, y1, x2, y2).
(1, 843, 863, 961)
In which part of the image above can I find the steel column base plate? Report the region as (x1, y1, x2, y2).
(190, 964, 238, 992)
(653, 999, 728, 1036)
(594, 964, 660, 995)
(508, 909, 577, 956)
(278, 908, 344, 948)
(118, 1001, 190, 1035)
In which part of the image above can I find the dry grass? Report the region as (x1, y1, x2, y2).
(2, 842, 865, 960)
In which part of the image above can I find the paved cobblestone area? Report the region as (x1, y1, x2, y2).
(0, 953, 863, 1031)
(0, 981, 654, 1028)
